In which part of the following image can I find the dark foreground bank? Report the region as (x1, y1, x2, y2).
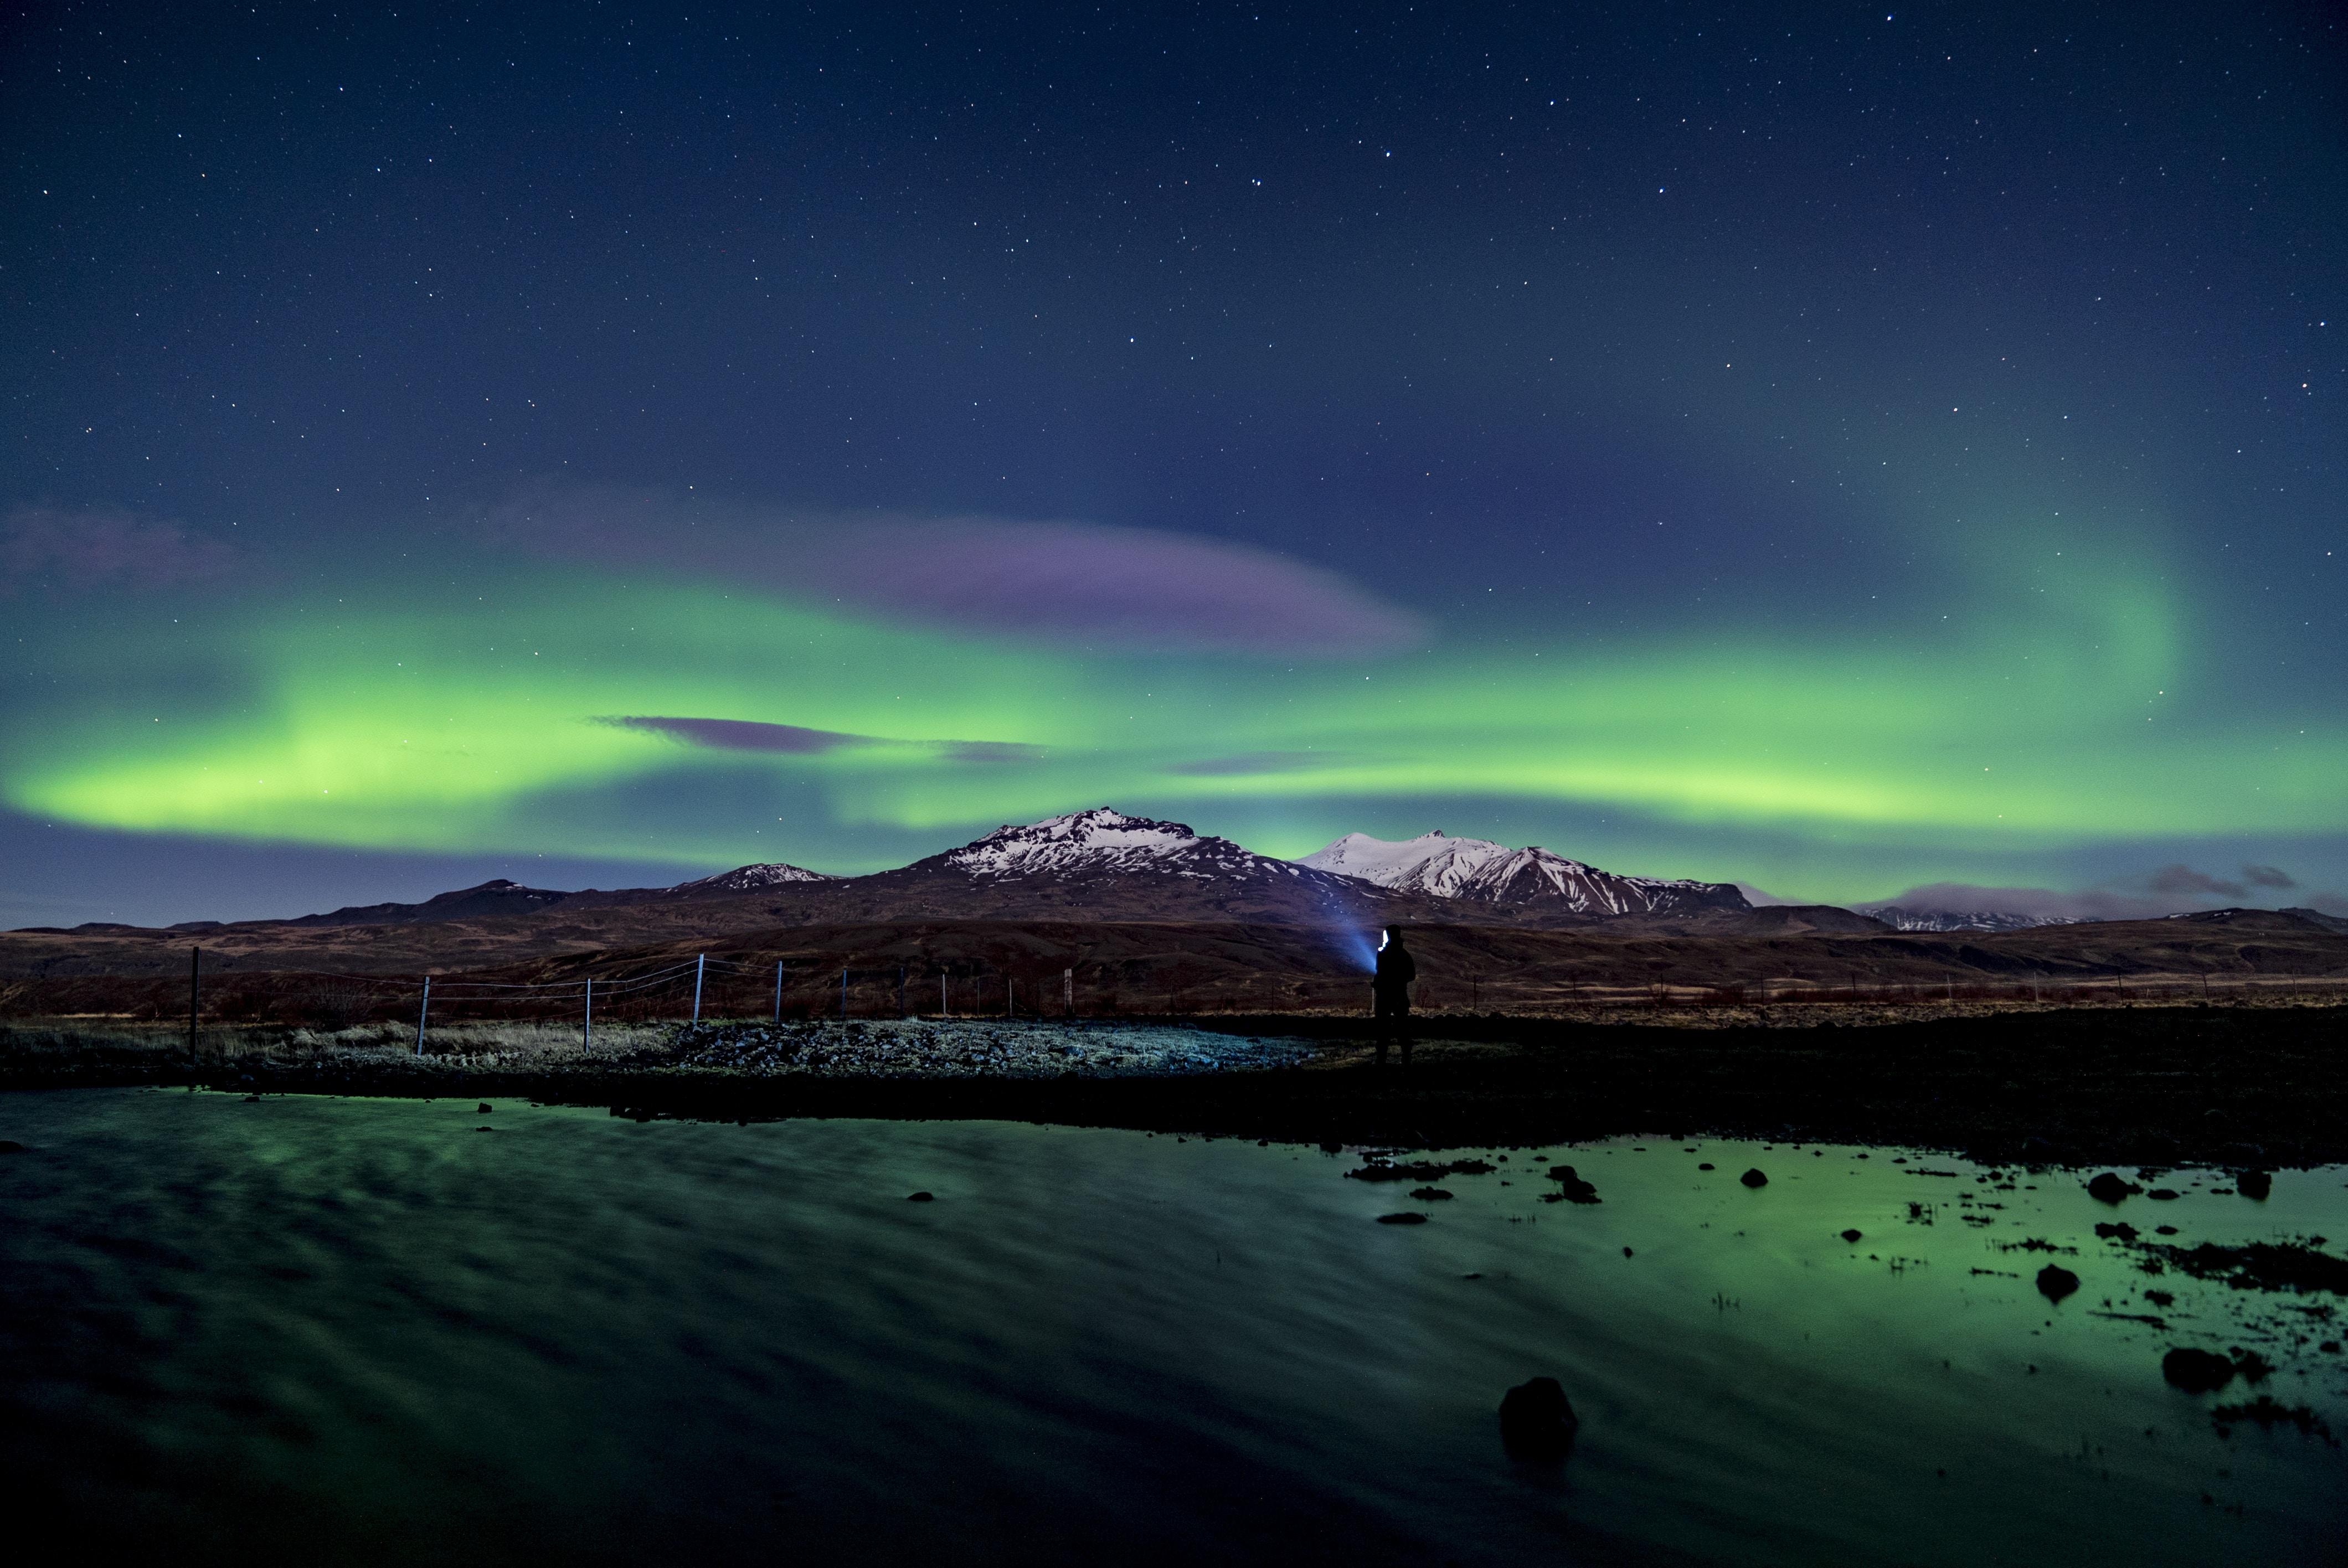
(7, 1005, 2343, 1167)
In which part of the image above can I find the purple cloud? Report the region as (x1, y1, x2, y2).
(818, 518, 1426, 657)
(2148, 864, 2246, 899)
(601, 716, 868, 754)
(1, 506, 237, 595)
(943, 741, 1048, 764)
(490, 482, 1428, 658)
(2242, 864, 2296, 889)
(1166, 750, 1333, 776)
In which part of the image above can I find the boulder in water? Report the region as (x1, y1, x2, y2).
(2162, 1348, 2236, 1393)
(2236, 1169, 2273, 1201)
(907, 1192, 935, 1202)
(1497, 1376, 1579, 1460)
(2086, 1172, 2141, 1204)
(1376, 1211, 1429, 1225)
(1841, 1229, 1863, 1243)
(1546, 1165, 1602, 1204)
(1739, 1168, 1768, 1189)
(2036, 1265, 2080, 1302)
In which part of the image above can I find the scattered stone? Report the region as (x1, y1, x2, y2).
(1841, 1229, 1864, 1244)
(1409, 1187, 1455, 1202)
(2210, 1396, 2334, 1441)
(1739, 1168, 1768, 1189)
(475, 1126, 495, 1133)
(907, 1192, 934, 1202)
(1497, 1376, 1579, 1460)
(1622, 1247, 1634, 1257)
(2155, 1225, 2178, 1235)
(2138, 1240, 2348, 1296)
(2145, 1290, 2175, 1307)
(2095, 1222, 2140, 1242)
(2146, 1188, 2180, 1201)
(2231, 1349, 2274, 1383)
(1447, 1159, 1496, 1176)
(2162, 1348, 2237, 1392)
(2087, 1172, 2141, 1204)
(2037, 1265, 2081, 1303)
(1697, 1162, 1716, 1171)
(476, 1103, 493, 1114)
(1376, 1211, 1429, 1225)
(2236, 1170, 2273, 1201)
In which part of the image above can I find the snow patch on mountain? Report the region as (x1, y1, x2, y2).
(1298, 830, 1748, 915)
(1860, 905, 2074, 933)
(671, 863, 838, 894)
(936, 808, 1306, 881)
(1299, 831, 1513, 897)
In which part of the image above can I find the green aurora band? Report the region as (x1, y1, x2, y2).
(7, 530, 2341, 902)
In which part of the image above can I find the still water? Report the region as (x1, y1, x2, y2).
(1, 1088, 2340, 1566)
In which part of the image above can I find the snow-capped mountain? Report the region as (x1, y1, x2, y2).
(1861, 905, 2074, 933)
(668, 863, 837, 896)
(1298, 830, 1749, 916)
(925, 808, 1318, 884)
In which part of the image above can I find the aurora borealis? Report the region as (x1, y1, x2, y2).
(3, 3, 2342, 925)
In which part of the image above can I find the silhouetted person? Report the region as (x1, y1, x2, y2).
(1372, 926, 1415, 1065)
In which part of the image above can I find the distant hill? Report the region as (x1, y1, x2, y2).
(1860, 905, 2073, 933)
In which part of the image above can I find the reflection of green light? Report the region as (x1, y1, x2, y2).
(5, 543, 2343, 874)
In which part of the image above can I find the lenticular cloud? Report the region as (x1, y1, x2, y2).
(816, 518, 1428, 657)
(492, 482, 1427, 658)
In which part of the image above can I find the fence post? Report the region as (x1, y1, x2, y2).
(941, 972, 949, 1019)
(188, 945, 200, 1056)
(1008, 979, 1015, 1019)
(1064, 967, 1073, 1018)
(840, 967, 848, 1022)
(584, 976, 593, 1054)
(774, 961, 784, 1023)
(692, 953, 705, 1022)
(415, 974, 430, 1056)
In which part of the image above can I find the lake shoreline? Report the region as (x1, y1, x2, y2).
(6, 1003, 2342, 1168)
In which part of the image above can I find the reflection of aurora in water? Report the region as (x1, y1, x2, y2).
(3, 528, 2343, 902)
(1, 1090, 2340, 1566)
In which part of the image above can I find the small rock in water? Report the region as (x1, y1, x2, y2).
(2162, 1347, 2237, 1393)
(2146, 1188, 2180, 1201)
(1497, 1376, 1579, 1461)
(1841, 1229, 1864, 1244)
(1376, 1211, 1429, 1225)
(2036, 1265, 2080, 1302)
(0, 1139, 24, 1153)
(2086, 1172, 2141, 1204)
(2236, 1169, 2273, 1200)
(2095, 1221, 2139, 1242)
(477, 1103, 493, 1114)
(907, 1192, 935, 1203)
(1739, 1168, 1768, 1189)
(1408, 1187, 1455, 1202)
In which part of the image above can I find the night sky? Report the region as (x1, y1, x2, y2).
(4, 2, 2342, 927)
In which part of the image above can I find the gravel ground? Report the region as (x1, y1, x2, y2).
(658, 1018, 1319, 1078)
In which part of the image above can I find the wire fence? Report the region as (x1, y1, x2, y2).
(5, 947, 2340, 1051)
